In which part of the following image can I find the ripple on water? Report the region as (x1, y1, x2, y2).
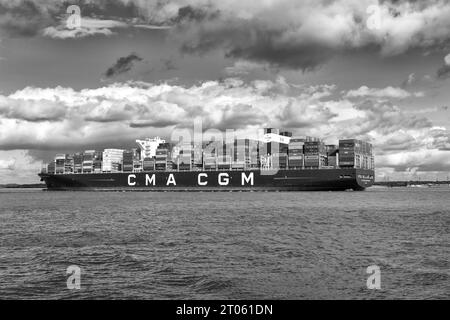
(0, 188, 448, 299)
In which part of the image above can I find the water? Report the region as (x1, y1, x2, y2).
(0, 187, 448, 300)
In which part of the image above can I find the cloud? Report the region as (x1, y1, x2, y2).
(129, 119, 180, 128)
(376, 148, 450, 172)
(437, 53, 450, 79)
(134, 24, 172, 30)
(160, 58, 178, 71)
(0, 158, 15, 170)
(445, 53, 450, 66)
(105, 53, 143, 78)
(345, 86, 423, 99)
(162, 0, 450, 70)
(0, 78, 449, 176)
(0, 0, 169, 40)
(0, 0, 57, 38)
(42, 17, 129, 39)
(0, 150, 43, 183)
(3, 1, 450, 69)
(0, 95, 67, 121)
(401, 73, 416, 87)
(224, 60, 268, 76)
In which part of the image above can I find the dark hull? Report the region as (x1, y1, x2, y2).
(39, 168, 374, 191)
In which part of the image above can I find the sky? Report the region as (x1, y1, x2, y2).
(1, 0, 450, 183)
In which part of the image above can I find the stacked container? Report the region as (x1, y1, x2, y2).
(232, 139, 251, 170)
(304, 141, 326, 168)
(73, 153, 83, 173)
(338, 139, 374, 169)
(122, 150, 134, 172)
(143, 157, 155, 171)
(102, 149, 123, 173)
(47, 162, 56, 174)
(277, 153, 288, 169)
(217, 151, 232, 170)
(55, 154, 66, 174)
(260, 129, 292, 169)
(264, 128, 280, 135)
(178, 143, 193, 171)
(213, 140, 230, 170)
(250, 145, 260, 169)
(193, 143, 204, 170)
(338, 139, 356, 167)
(132, 148, 142, 172)
(324, 145, 338, 168)
(82, 150, 95, 173)
(64, 155, 74, 174)
(93, 151, 102, 173)
(362, 142, 374, 170)
(155, 143, 172, 171)
(202, 140, 218, 170)
(218, 141, 232, 170)
(280, 131, 293, 138)
(288, 138, 306, 169)
(203, 156, 216, 170)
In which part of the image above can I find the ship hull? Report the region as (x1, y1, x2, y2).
(39, 168, 374, 191)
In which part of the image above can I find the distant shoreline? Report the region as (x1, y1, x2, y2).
(0, 184, 46, 189)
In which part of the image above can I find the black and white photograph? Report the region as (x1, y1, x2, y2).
(0, 0, 449, 307)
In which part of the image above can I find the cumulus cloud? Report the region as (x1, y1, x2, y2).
(437, 53, 450, 79)
(164, 0, 450, 70)
(224, 60, 269, 76)
(445, 53, 450, 66)
(0, 0, 57, 38)
(0, 0, 168, 40)
(0, 150, 43, 183)
(0, 158, 15, 170)
(0, 95, 67, 121)
(105, 53, 143, 78)
(345, 86, 423, 99)
(2, 1, 450, 68)
(376, 148, 450, 172)
(42, 17, 129, 39)
(0, 78, 449, 176)
(401, 73, 416, 87)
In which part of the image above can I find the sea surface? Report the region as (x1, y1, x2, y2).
(0, 187, 448, 300)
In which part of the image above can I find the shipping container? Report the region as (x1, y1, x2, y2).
(325, 145, 338, 155)
(204, 157, 216, 164)
(304, 141, 325, 155)
(178, 164, 191, 171)
(232, 162, 245, 169)
(289, 153, 303, 157)
(122, 164, 133, 172)
(339, 161, 355, 167)
(327, 155, 338, 167)
(339, 140, 355, 149)
(290, 138, 307, 143)
(47, 162, 55, 174)
(280, 131, 293, 137)
(143, 162, 155, 171)
(264, 128, 280, 134)
(304, 162, 320, 168)
(155, 163, 166, 171)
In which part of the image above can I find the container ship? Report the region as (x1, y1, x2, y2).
(39, 128, 374, 191)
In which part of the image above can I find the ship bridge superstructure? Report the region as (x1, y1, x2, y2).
(136, 137, 165, 160)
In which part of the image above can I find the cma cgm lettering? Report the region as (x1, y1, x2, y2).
(127, 172, 254, 187)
